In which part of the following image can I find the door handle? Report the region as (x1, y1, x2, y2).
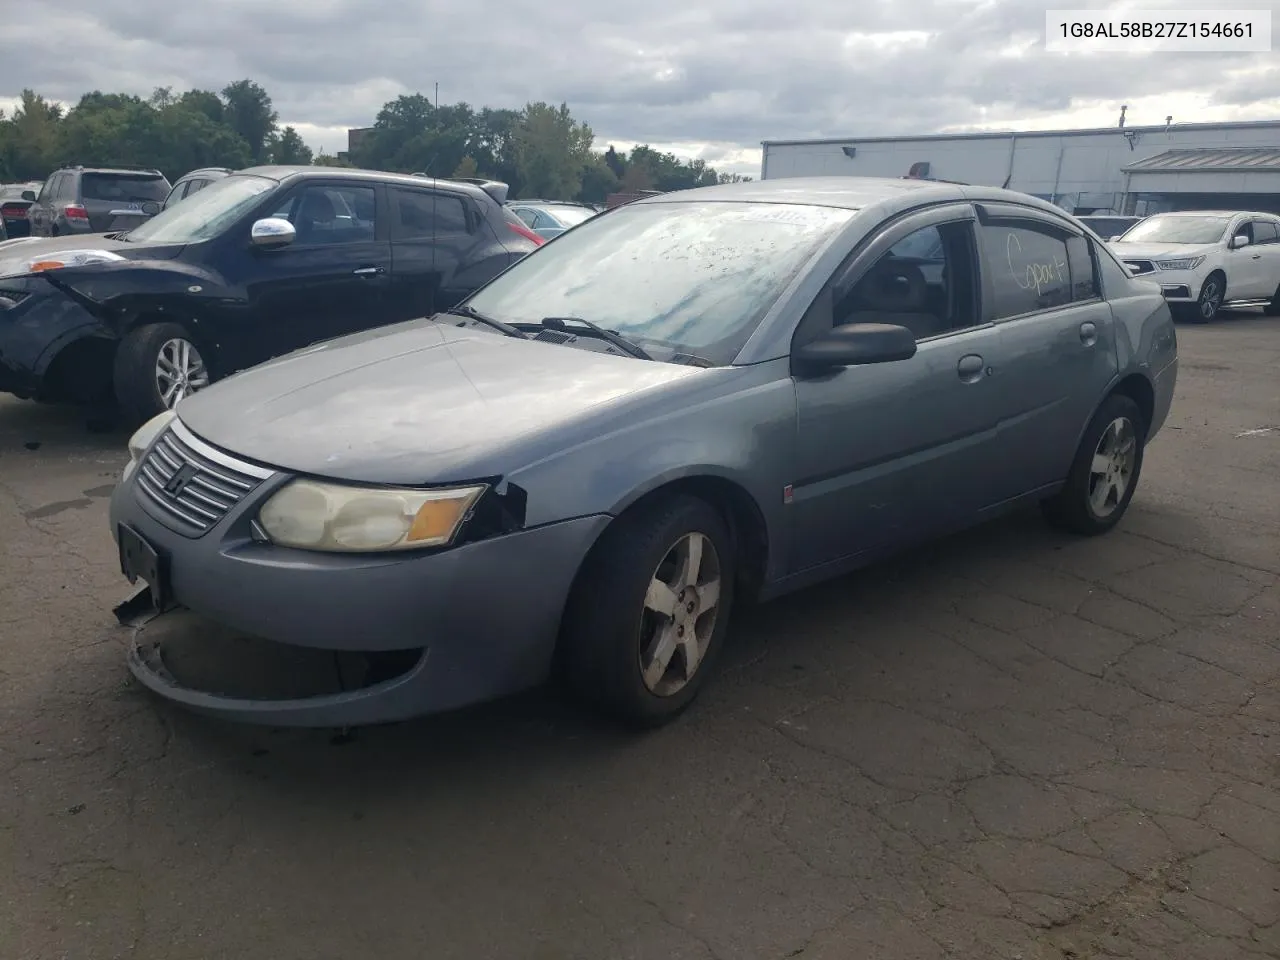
(957, 353, 985, 383)
(1079, 321, 1098, 346)
(1252, 254, 1262, 259)
(352, 266, 384, 277)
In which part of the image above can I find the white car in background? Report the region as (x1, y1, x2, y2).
(1111, 210, 1280, 322)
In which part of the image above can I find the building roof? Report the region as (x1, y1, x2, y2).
(1122, 146, 1280, 174)
(761, 119, 1280, 149)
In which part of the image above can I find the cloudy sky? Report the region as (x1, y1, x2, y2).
(2, 0, 1277, 177)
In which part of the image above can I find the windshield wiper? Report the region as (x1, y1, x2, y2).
(539, 317, 653, 360)
(446, 305, 529, 339)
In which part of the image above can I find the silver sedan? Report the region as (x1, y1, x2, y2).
(108, 176, 1179, 729)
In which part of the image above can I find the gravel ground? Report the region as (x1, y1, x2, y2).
(1, 314, 1277, 960)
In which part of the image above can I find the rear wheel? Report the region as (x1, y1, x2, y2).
(560, 494, 735, 728)
(1265, 282, 1280, 316)
(1043, 393, 1146, 536)
(113, 322, 212, 423)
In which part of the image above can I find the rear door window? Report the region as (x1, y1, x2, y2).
(80, 173, 169, 204)
(981, 222, 1073, 318)
(390, 188, 470, 239)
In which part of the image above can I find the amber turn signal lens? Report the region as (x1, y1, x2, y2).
(407, 495, 476, 543)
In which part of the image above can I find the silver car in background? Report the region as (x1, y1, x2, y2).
(109, 177, 1178, 730)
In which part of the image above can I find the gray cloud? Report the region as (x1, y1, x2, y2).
(2, 0, 1276, 172)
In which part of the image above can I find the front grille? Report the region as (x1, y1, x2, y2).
(1123, 260, 1155, 276)
(135, 423, 273, 537)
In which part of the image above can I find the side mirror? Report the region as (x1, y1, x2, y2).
(792, 322, 917, 374)
(1229, 234, 1250, 250)
(1108, 235, 1122, 241)
(21, 190, 36, 202)
(250, 217, 296, 250)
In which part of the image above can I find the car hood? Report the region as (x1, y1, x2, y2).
(176, 319, 714, 485)
(1109, 242, 1215, 260)
(0, 233, 183, 280)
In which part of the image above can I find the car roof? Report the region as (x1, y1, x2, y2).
(58, 166, 165, 176)
(631, 176, 1084, 220)
(177, 168, 232, 178)
(239, 165, 486, 200)
(1146, 209, 1276, 219)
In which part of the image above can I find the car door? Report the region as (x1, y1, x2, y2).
(1246, 218, 1280, 300)
(1224, 219, 1268, 300)
(229, 181, 392, 367)
(974, 204, 1120, 499)
(386, 185, 488, 321)
(788, 204, 1010, 574)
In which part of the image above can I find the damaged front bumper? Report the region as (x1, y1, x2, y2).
(109, 476, 610, 727)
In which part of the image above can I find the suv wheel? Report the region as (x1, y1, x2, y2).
(113, 322, 212, 423)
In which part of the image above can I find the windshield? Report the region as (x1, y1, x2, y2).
(464, 200, 854, 364)
(123, 174, 276, 244)
(1118, 215, 1230, 245)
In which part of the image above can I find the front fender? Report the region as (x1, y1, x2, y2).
(504, 360, 798, 582)
(41, 259, 230, 335)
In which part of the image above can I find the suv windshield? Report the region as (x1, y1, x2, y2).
(1118, 215, 1230, 245)
(123, 174, 276, 244)
(465, 200, 854, 365)
(81, 173, 169, 203)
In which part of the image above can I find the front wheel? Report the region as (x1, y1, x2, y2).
(1043, 393, 1146, 536)
(1180, 273, 1224, 323)
(113, 322, 213, 423)
(560, 494, 735, 728)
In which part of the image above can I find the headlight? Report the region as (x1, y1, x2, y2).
(257, 480, 487, 553)
(25, 249, 126, 274)
(1155, 257, 1204, 271)
(125, 410, 176, 472)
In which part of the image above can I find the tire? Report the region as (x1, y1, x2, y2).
(1265, 282, 1280, 316)
(560, 494, 736, 728)
(112, 322, 213, 423)
(1181, 272, 1225, 323)
(1043, 393, 1146, 536)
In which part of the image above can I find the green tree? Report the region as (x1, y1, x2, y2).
(221, 79, 278, 163)
(180, 89, 225, 124)
(452, 155, 479, 178)
(271, 126, 313, 165)
(1, 90, 64, 181)
(577, 154, 620, 204)
(313, 151, 354, 167)
(511, 102, 594, 200)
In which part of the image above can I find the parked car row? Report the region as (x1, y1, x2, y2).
(104, 176, 1180, 732)
(0, 166, 541, 419)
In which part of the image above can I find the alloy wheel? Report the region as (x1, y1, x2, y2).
(1199, 279, 1222, 320)
(1088, 417, 1138, 519)
(638, 531, 722, 696)
(155, 338, 210, 409)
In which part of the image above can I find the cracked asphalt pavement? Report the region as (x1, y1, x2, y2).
(1, 316, 1278, 960)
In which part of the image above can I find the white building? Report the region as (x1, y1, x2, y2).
(761, 120, 1280, 216)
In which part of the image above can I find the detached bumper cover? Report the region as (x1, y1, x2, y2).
(0, 280, 111, 395)
(109, 476, 609, 726)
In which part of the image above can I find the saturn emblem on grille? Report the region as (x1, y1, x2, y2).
(163, 463, 199, 497)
